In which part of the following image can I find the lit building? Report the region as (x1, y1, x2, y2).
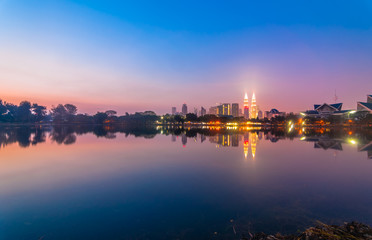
(172, 107, 176, 115)
(200, 107, 206, 116)
(302, 103, 351, 118)
(182, 103, 188, 115)
(244, 93, 249, 119)
(222, 103, 231, 115)
(357, 95, 372, 114)
(209, 106, 218, 115)
(250, 93, 258, 119)
(232, 103, 239, 117)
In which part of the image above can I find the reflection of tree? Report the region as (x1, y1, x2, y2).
(50, 126, 77, 145)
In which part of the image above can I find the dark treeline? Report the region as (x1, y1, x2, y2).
(0, 100, 159, 125)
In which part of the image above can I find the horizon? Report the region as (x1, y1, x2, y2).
(1, 1, 372, 114)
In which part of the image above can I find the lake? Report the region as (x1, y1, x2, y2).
(0, 126, 372, 239)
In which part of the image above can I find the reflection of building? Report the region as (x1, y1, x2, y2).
(172, 107, 176, 115)
(232, 103, 239, 117)
(311, 138, 343, 151)
(250, 132, 258, 159)
(171, 135, 176, 142)
(182, 134, 187, 146)
(231, 135, 239, 147)
(244, 93, 249, 119)
(250, 93, 258, 119)
(358, 141, 372, 159)
(182, 104, 188, 115)
(243, 132, 249, 159)
(200, 134, 206, 143)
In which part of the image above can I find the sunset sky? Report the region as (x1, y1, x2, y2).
(1, 0, 372, 114)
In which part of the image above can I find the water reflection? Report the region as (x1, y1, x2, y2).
(1, 125, 371, 159)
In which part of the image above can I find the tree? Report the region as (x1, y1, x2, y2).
(51, 104, 67, 123)
(17, 101, 32, 122)
(93, 112, 108, 124)
(32, 103, 47, 122)
(64, 104, 77, 115)
(174, 115, 184, 124)
(185, 113, 198, 122)
(105, 110, 117, 117)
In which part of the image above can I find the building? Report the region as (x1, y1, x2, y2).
(200, 107, 206, 116)
(257, 110, 263, 119)
(171, 107, 176, 115)
(250, 93, 258, 119)
(232, 103, 239, 117)
(217, 105, 223, 115)
(182, 103, 188, 115)
(221, 103, 231, 115)
(357, 95, 372, 114)
(302, 103, 350, 118)
(209, 106, 217, 115)
(265, 109, 285, 119)
(194, 107, 198, 116)
(244, 93, 249, 119)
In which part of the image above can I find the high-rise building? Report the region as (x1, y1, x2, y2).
(194, 107, 198, 116)
(250, 93, 258, 119)
(182, 103, 188, 115)
(209, 106, 217, 115)
(257, 110, 263, 119)
(232, 103, 239, 117)
(217, 105, 223, 115)
(200, 107, 206, 116)
(172, 107, 176, 115)
(244, 93, 249, 119)
(222, 103, 231, 115)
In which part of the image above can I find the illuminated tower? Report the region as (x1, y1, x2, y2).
(250, 93, 257, 119)
(244, 93, 249, 119)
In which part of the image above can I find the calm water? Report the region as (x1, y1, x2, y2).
(1, 126, 372, 239)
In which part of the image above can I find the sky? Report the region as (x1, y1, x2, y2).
(0, 0, 372, 114)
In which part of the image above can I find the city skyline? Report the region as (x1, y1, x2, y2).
(1, 1, 372, 114)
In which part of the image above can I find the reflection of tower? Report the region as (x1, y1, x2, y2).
(222, 135, 230, 146)
(231, 135, 239, 147)
(244, 93, 249, 119)
(182, 134, 187, 146)
(200, 134, 206, 143)
(171, 135, 176, 142)
(243, 132, 249, 159)
(250, 132, 258, 159)
(250, 93, 257, 119)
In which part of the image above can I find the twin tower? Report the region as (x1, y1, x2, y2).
(244, 93, 258, 119)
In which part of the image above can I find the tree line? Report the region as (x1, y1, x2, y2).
(0, 100, 159, 124)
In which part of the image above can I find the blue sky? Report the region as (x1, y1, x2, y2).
(0, 0, 371, 114)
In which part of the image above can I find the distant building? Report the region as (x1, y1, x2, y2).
(209, 106, 217, 115)
(265, 109, 285, 119)
(217, 105, 223, 115)
(250, 93, 258, 119)
(171, 107, 176, 115)
(232, 103, 239, 117)
(244, 93, 249, 119)
(194, 107, 198, 116)
(357, 95, 372, 114)
(200, 107, 206, 116)
(221, 103, 231, 115)
(182, 104, 188, 115)
(257, 110, 263, 119)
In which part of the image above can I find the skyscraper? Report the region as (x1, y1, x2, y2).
(250, 93, 258, 119)
(200, 107, 206, 116)
(232, 103, 239, 117)
(222, 103, 231, 115)
(172, 107, 176, 115)
(244, 93, 249, 119)
(182, 103, 188, 115)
